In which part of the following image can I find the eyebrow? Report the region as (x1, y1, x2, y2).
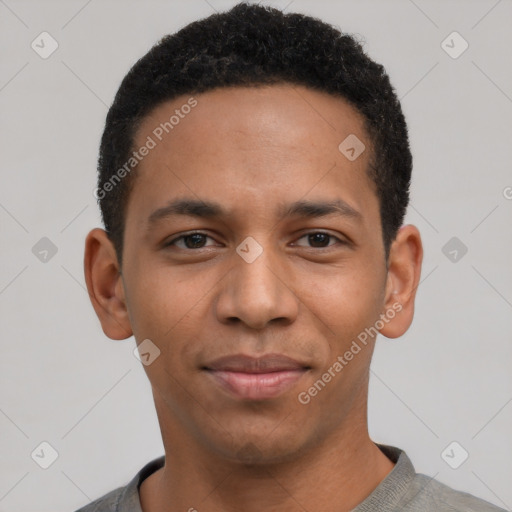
(147, 197, 362, 227)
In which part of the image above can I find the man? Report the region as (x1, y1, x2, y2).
(79, 3, 504, 511)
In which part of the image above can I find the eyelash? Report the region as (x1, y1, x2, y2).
(165, 231, 345, 250)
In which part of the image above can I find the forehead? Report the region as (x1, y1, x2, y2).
(136, 84, 368, 153)
(127, 84, 378, 227)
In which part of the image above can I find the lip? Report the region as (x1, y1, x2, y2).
(203, 354, 310, 400)
(205, 354, 308, 373)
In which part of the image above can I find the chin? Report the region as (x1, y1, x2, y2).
(205, 426, 314, 466)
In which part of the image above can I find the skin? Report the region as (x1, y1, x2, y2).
(84, 84, 423, 512)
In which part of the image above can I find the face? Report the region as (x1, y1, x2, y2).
(86, 84, 422, 464)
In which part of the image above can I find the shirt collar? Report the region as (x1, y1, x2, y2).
(352, 444, 416, 511)
(117, 444, 415, 512)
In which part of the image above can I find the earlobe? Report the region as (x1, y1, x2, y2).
(84, 228, 133, 340)
(379, 224, 423, 339)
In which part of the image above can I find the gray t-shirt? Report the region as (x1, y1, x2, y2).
(75, 444, 505, 511)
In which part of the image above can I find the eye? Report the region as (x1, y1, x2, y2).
(165, 231, 345, 251)
(293, 232, 343, 248)
(165, 232, 218, 249)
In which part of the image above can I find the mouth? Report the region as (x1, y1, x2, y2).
(203, 354, 311, 400)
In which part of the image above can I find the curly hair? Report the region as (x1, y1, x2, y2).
(97, 2, 412, 265)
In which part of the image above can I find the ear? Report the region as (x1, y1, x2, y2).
(84, 228, 132, 340)
(379, 224, 423, 339)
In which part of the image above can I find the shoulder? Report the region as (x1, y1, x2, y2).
(400, 473, 507, 512)
(74, 456, 165, 512)
(366, 445, 506, 512)
(74, 485, 126, 512)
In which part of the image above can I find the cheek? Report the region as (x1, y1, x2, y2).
(296, 262, 386, 347)
(126, 275, 201, 401)
(125, 264, 218, 385)
(126, 262, 202, 338)
(295, 270, 381, 423)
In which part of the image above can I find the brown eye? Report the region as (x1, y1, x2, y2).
(308, 233, 331, 247)
(183, 233, 207, 248)
(294, 232, 341, 248)
(165, 232, 217, 249)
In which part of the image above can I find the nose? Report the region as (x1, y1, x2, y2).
(215, 244, 299, 330)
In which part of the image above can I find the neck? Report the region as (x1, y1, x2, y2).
(140, 396, 395, 512)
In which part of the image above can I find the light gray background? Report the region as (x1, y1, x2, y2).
(1, 0, 511, 510)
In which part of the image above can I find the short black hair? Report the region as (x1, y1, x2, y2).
(97, 2, 411, 265)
